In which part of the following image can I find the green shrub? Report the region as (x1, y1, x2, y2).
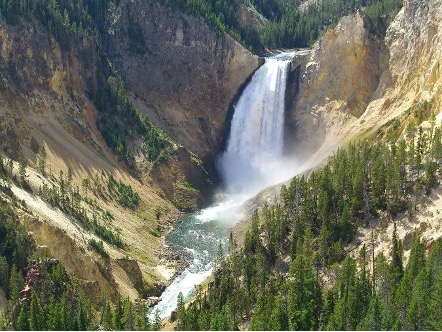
(88, 239, 109, 258)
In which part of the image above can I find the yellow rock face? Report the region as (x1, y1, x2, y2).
(50, 69, 69, 100)
(287, 1, 442, 167)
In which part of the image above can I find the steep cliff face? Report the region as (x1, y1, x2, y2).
(0, 22, 100, 161)
(297, 11, 384, 118)
(0, 1, 260, 301)
(106, 1, 261, 163)
(288, 0, 442, 165)
(385, 0, 442, 113)
(287, 10, 386, 159)
(236, 3, 267, 33)
(0, 19, 178, 299)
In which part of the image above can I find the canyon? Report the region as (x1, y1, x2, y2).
(0, 0, 441, 319)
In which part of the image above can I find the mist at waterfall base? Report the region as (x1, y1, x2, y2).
(150, 53, 299, 320)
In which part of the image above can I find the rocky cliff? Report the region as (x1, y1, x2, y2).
(0, 18, 178, 299)
(0, 0, 259, 302)
(287, 0, 442, 165)
(106, 1, 261, 162)
(385, 0, 442, 114)
(286, 10, 386, 160)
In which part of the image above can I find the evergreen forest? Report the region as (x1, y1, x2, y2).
(1, 1, 441, 331)
(0, 0, 402, 51)
(175, 120, 442, 330)
(163, 0, 402, 50)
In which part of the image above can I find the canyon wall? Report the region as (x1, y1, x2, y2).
(106, 1, 261, 162)
(288, 0, 442, 165)
(0, 0, 260, 300)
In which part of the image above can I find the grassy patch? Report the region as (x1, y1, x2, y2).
(172, 180, 199, 211)
(107, 174, 140, 210)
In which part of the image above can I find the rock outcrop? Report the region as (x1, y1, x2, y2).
(105, 1, 261, 163)
(19, 261, 42, 303)
(0, 0, 260, 301)
(385, 0, 442, 113)
(287, 0, 442, 165)
(286, 10, 386, 159)
(297, 11, 383, 118)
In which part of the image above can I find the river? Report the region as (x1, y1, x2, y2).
(150, 195, 246, 320)
(150, 52, 296, 320)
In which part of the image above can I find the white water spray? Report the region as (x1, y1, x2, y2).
(219, 53, 294, 196)
(150, 52, 296, 320)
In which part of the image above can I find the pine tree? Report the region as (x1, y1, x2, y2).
(15, 301, 30, 331)
(250, 290, 268, 330)
(76, 299, 88, 330)
(122, 298, 135, 330)
(209, 307, 230, 330)
(433, 128, 442, 161)
(428, 268, 442, 330)
(350, 155, 365, 216)
(302, 225, 313, 257)
(0, 256, 9, 294)
(397, 138, 408, 195)
(58, 295, 68, 330)
(357, 296, 383, 330)
(394, 232, 424, 328)
(36, 147, 46, 176)
(371, 148, 387, 210)
(0, 150, 4, 176)
(47, 297, 58, 330)
(287, 254, 317, 330)
(321, 289, 336, 329)
(215, 242, 224, 271)
(133, 303, 148, 330)
(391, 223, 403, 283)
(374, 253, 395, 328)
(176, 292, 186, 330)
(8, 264, 24, 303)
(102, 302, 114, 330)
(152, 310, 161, 331)
(427, 238, 442, 283)
(29, 291, 45, 330)
(327, 256, 358, 330)
(355, 245, 371, 321)
(318, 221, 330, 266)
(405, 267, 430, 330)
(18, 158, 27, 187)
(268, 294, 288, 331)
(0, 311, 6, 331)
(405, 231, 425, 280)
(424, 158, 438, 192)
(113, 295, 124, 330)
(339, 203, 353, 243)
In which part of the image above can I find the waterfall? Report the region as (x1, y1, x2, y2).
(150, 53, 295, 321)
(219, 53, 294, 196)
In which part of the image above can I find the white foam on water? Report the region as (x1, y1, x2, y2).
(149, 52, 297, 321)
(149, 267, 213, 320)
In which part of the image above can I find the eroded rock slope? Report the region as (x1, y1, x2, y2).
(0, 0, 259, 301)
(288, 0, 442, 165)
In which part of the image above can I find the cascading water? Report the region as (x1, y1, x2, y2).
(219, 53, 294, 196)
(150, 52, 295, 320)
